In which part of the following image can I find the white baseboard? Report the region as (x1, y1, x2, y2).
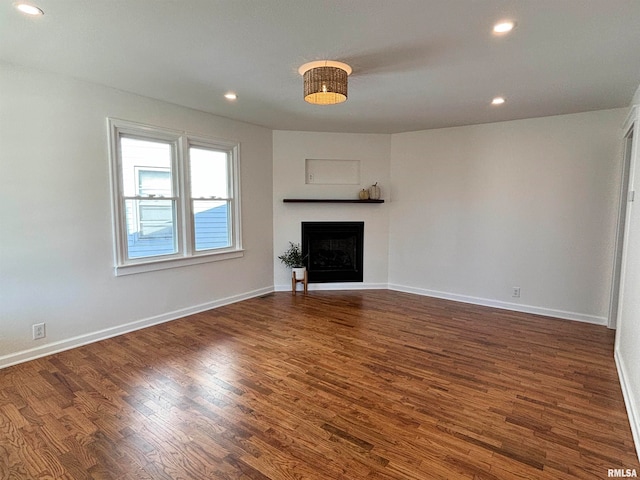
(0, 286, 274, 370)
(2, 284, 608, 370)
(274, 282, 388, 292)
(388, 284, 608, 325)
(615, 348, 640, 463)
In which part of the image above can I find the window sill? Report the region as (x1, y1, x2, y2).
(283, 198, 384, 203)
(114, 249, 244, 276)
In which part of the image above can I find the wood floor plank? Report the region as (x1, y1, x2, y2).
(0, 290, 638, 479)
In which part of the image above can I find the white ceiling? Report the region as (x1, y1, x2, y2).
(2, 0, 640, 134)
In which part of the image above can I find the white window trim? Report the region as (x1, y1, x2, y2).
(107, 118, 243, 276)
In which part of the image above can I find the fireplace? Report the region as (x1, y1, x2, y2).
(302, 222, 364, 283)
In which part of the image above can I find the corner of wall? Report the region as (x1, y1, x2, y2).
(632, 83, 640, 107)
(616, 349, 640, 462)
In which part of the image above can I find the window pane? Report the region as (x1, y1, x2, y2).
(125, 199, 177, 258)
(138, 170, 171, 197)
(121, 137, 173, 197)
(189, 147, 228, 198)
(193, 200, 230, 251)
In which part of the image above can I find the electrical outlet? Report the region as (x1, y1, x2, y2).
(32, 323, 46, 340)
(512, 287, 521, 298)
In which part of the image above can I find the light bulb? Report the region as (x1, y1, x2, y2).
(14, 3, 44, 15)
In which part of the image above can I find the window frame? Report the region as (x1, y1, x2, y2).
(108, 118, 243, 276)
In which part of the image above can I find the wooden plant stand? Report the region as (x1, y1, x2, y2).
(292, 270, 308, 295)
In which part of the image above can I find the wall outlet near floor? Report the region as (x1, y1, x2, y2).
(32, 322, 46, 340)
(512, 287, 521, 298)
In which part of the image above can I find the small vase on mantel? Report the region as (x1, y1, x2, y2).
(369, 182, 381, 200)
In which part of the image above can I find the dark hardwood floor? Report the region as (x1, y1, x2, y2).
(1, 290, 638, 479)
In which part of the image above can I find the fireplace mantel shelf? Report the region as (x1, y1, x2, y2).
(283, 199, 384, 204)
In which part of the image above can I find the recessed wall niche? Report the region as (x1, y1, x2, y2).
(305, 159, 360, 185)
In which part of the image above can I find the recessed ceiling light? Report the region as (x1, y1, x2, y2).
(14, 3, 44, 15)
(224, 93, 237, 101)
(491, 97, 506, 105)
(493, 21, 515, 34)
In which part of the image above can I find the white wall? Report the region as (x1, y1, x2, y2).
(615, 99, 640, 460)
(0, 64, 274, 367)
(632, 84, 640, 106)
(388, 109, 626, 323)
(272, 131, 391, 290)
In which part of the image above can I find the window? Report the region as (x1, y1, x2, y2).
(108, 119, 242, 275)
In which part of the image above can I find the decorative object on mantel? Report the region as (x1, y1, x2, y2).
(359, 189, 370, 200)
(278, 242, 308, 294)
(298, 60, 352, 105)
(369, 182, 381, 200)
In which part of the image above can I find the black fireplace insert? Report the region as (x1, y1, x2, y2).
(302, 222, 364, 283)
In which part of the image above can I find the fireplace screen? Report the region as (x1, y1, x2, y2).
(302, 222, 364, 283)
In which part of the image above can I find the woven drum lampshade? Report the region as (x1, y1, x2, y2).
(298, 61, 352, 105)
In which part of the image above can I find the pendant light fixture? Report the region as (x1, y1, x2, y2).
(298, 60, 352, 105)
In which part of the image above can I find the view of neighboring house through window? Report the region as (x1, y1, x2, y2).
(121, 137, 177, 258)
(137, 169, 172, 238)
(108, 119, 242, 274)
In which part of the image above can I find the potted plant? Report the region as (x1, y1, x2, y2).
(278, 242, 307, 280)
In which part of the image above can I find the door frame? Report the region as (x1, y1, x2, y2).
(609, 106, 638, 329)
